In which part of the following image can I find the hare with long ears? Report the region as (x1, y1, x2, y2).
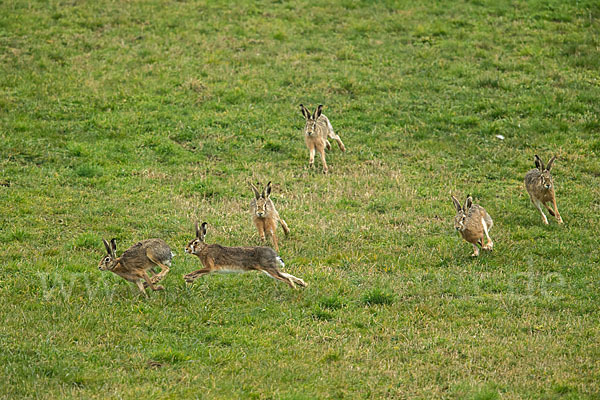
(98, 238, 173, 297)
(525, 155, 563, 225)
(300, 104, 346, 174)
(451, 195, 494, 257)
(250, 181, 289, 253)
(183, 222, 306, 289)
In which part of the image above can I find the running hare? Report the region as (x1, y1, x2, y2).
(524, 155, 563, 225)
(183, 222, 306, 289)
(451, 195, 494, 257)
(300, 104, 346, 174)
(250, 181, 289, 252)
(98, 238, 173, 296)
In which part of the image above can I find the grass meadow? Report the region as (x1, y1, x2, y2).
(1, 0, 600, 398)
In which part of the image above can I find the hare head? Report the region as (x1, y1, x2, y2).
(250, 181, 272, 218)
(452, 195, 473, 232)
(185, 222, 207, 255)
(300, 104, 322, 137)
(535, 155, 556, 189)
(99, 238, 118, 270)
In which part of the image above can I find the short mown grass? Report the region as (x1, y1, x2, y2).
(1, 0, 599, 398)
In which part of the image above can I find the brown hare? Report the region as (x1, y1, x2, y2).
(250, 181, 289, 252)
(524, 155, 563, 225)
(98, 238, 173, 297)
(183, 222, 307, 289)
(300, 104, 345, 174)
(452, 195, 494, 257)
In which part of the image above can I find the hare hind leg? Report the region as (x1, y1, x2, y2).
(279, 218, 290, 235)
(329, 132, 345, 152)
(261, 268, 297, 289)
(144, 254, 170, 287)
(326, 119, 345, 152)
(481, 218, 493, 250)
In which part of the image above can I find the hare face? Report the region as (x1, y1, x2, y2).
(186, 222, 208, 255)
(304, 118, 317, 137)
(451, 195, 472, 232)
(454, 210, 467, 232)
(100, 239, 118, 270)
(185, 238, 203, 255)
(98, 254, 117, 271)
(251, 182, 272, 218)
(540, 170, 553, 189)
(254, 196, 268, 218)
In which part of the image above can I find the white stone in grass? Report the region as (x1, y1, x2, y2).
(495, 135, 505, 140)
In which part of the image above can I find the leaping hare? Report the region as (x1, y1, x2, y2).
(183, 222, 307, 289)
(300, 104, 346, 174)
(524, 155, 563, 225)
(250, 181, 289, 252)
(98, 238, 173, 296)
(451, 195, 494, 257)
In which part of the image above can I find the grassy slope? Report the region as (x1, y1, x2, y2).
(1, 0, 599, 398)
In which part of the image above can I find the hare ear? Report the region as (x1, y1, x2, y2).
(195, 222, 201, 238)
(201, 222, 208, 238)
(264, 181, 272, 198)
(314, 104, 323, 119)
(102, 239, 111, 255)
(250, 182, 260, 199)
(110, 238, 117, 255)
(464, 195, 473, 210)
(546, 155, 556, 171)
(451, 196, 462, 212)
(534, 155, 544, 171)
(300, 104, 310, 119)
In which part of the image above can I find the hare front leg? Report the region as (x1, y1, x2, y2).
(551, 197, 563, 224)
(471, 243, 480, 257)
(532, 198, 549, 224)
(184, 267, 212, 283)
(265, 219, 279, 252)
(307, 143, 316, 170)
(135, 280, 149, 297)
(254, 218, 266, 242)
(184, 258, 215, 283)
(142, 271, 164, 291)
(317, 144, 328, 174)
(543, 202, 556, 217)
(280, 272, 307, 287)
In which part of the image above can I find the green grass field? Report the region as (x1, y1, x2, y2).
(1, 0, 599, 398)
